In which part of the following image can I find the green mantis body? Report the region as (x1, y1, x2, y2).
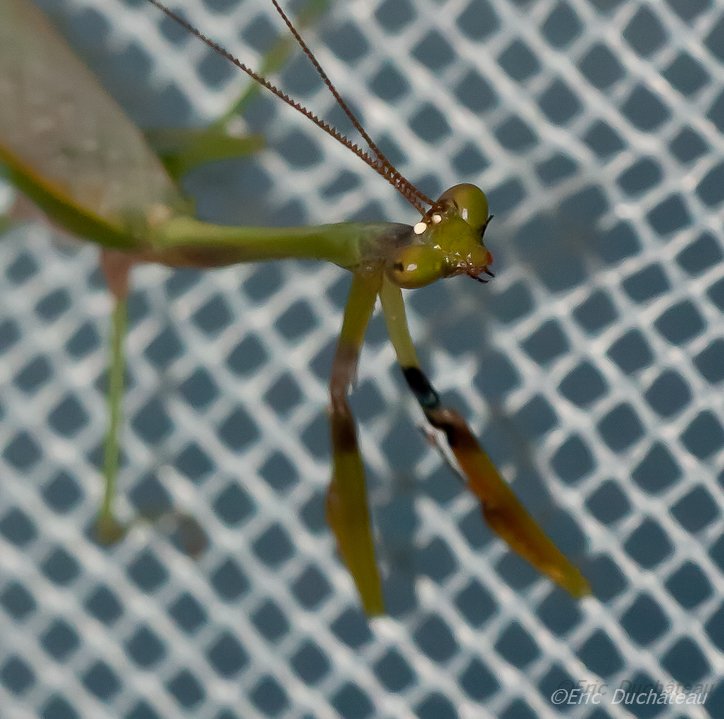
(0, 0, 588, 615)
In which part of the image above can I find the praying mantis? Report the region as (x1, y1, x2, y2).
(0, 0, 589, 615)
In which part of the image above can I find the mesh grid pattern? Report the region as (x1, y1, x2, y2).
(1, 0, 724, 717)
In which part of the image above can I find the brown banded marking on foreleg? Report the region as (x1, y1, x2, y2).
(403, 364, 589, 595)
(327, 271, 385, 615)
(380, 279, 589, 598)
(402, 367, 485, 453)
(330, 342, 362, 452)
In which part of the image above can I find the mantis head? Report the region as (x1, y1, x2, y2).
(385, 184, 494, 289)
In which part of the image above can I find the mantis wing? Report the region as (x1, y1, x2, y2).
(0, 0, 184, 248)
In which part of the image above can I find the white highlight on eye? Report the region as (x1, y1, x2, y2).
(462, 208, 469, 221)
(413, 222, 427, 235)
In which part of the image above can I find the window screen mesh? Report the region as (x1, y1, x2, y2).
(1, 0, 724, 717)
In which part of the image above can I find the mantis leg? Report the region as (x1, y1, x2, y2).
(379, 278, 589, 598)
(96, 252, 207, 555)
(328, 271, 385, 616)
(96, 250, 133, 543)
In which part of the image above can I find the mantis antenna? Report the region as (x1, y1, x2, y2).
(146, 0, 436, 216)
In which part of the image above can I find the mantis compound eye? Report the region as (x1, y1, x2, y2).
(385, 245, 447, 289)
(434, 183, 490, 237)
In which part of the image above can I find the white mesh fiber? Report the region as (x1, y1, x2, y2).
(1, 0, 724, 718)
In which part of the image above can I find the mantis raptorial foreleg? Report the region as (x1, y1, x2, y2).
(379, 279, 590, 598)
(327, 271, 385, 616)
